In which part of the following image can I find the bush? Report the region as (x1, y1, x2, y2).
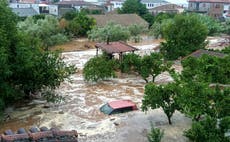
(184, 117, 230, 142)
(147, 123, 164, 142)
(83, 55, 118, 82)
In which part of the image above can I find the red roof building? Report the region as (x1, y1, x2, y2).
(95, 41, 138, 60)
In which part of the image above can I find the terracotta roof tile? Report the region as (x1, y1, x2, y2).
(95, 41, 138, 54)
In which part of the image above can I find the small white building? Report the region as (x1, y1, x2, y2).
(9, 3, 40, 13)
(141, 0, 169, 9)
(110, 0, 125, 9)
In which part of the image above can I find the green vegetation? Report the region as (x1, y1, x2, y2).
(118, 0, 148, 17)
(160, 14, 208, 60)
(128, 24, 147, 42)
(0, 0, 76, 114)
(142, 83, 180, 124)
(184, 116, 230, 142)
(121, 53, 171, 83)
(88, 22, 130, 43)
(18, 15, 69, 50)
(65, 11, 96, 37)
(147, 122, 164, 142)
(181, 55, 230, 84)
(83, 55, 118, 82)
(117, 0, 154, 25)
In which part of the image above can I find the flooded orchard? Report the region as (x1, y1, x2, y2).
(0, 41, 191, 142)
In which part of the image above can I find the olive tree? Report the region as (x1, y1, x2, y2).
(88, 22, 130, 43)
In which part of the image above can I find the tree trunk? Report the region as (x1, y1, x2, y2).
(167, 115, 172, 125)
(144, 78, 148, 83)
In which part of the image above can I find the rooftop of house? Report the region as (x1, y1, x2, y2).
(183, 49, 227, 59)
(149, 3, 184, 10)
(1, 127, 78, 142)
(12, 7, 38, 17)
(88, 14, 149, 28)
(188, 0, 230, 3)
(95, 41, 138, 54)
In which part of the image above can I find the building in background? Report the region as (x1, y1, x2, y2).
(141, 0, 169, 9)
(149, 3, 184, 15)
(188, 0, 230, 19)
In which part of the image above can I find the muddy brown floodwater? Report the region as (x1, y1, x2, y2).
(1, 40, 191, 142)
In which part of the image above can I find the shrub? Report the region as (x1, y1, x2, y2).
(147, 123, 164, 142)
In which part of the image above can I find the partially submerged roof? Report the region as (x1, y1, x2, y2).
(183, 49, 227, 59)
(108, 100, 137, 109)
(89, 14, 149, 28)
(95, 41, 138, 54)
(12, 8, 38, 17)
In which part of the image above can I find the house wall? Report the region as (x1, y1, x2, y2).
(149, 4, 184, 15)
(188, 1, 229, 19)
(9, 3, 40, 13)
(142, 2, 168, 9)
(49, 4, 58, 15)
(110, 0, 124, 9)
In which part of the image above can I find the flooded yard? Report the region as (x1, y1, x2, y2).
(1, 38, 192, 142)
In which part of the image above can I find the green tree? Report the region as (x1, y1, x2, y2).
(142, 83, 180, 124)
(138, 53, 172, 83)
(184, 116, 230, 142)
(118, 0, 148, 16)
(0, 0, 21, 108)
(195, 14, 223, 36)
(0, 0, 76, 114)
(88, 22, 130, 43)
(181, 55, 230, 84)
(18, 15, 68, 50)
(128, 24, 147, 42)
(120, 53, 141, 73)
(121, 53, 171, 83)
(67, 11, 96, 37)
(83, 55, 118, 82)
(177, 81, 214, 121)
(160, 14, 208, 60)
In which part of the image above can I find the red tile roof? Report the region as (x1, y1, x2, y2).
(183, 49, 226, 59)
(95, 42, 138, 54)
(188, 0, 230, 3)
(108, 100, 137, 109)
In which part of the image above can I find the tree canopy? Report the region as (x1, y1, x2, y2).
(118, 0, 148, 16)
(142, 82, 180, 124)
(18, 15, 68, 50)
(87, 22, 130, 42)
(160, 14, 208, 60)
(0, 1, 76, 113)
(121, 53, 171, 83)
(83, 55, 118, 82)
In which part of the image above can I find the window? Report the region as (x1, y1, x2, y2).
(203, 3, 206, 7)
(215, 4, 220, 8)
